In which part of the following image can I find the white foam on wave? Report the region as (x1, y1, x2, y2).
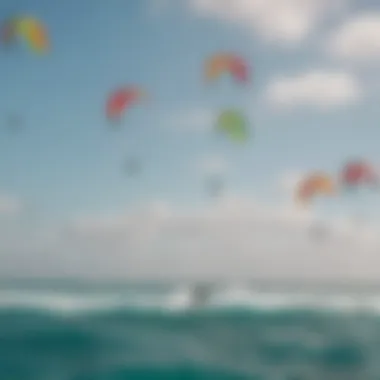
(0, 290, 123, 313)
(0, 285, 379, 315)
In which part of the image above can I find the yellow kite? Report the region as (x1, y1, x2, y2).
(2, 16, 49, 53)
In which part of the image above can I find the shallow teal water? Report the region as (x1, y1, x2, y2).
(0, 282, 379, 379)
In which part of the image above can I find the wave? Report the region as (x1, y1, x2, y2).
(0, 282, 377, 379)
(0, 284, 379, 315)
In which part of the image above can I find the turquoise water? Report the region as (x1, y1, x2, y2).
(0, 281, 379, 379)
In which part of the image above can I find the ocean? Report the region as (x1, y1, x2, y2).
(0, 279, 379, 380)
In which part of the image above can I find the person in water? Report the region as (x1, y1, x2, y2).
(190, 283, 212, 307)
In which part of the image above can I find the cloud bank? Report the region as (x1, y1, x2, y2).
(1, 195, 379, 280)
(265, 69, 361, 109)
(189, 0, 345, 44)
(327, 13, 380, 63)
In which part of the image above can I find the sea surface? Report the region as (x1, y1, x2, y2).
(1, 279, 380, 379)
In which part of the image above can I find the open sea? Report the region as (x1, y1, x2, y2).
(1, 279, 380, 379)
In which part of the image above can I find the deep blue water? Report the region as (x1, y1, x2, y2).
(0, 281, 379, 379)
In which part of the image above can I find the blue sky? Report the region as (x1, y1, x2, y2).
(1, 0, 380, 279)
(0, 0, 379, 218)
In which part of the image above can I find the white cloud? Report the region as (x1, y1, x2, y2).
(279, 170, 304, 193)
(1, 197, 379, 280)
(327, 14, 380, 63)
(70, 202, 172, 248)
(0, 194, 23, 216)
(265, 70, 362, 109)
(189, 0, 345, 44)
(167, 108, 214, 132)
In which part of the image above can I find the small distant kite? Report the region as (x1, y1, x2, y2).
(339, 160, 379, 226)
(205, 174, 224, 198)
(204, 53, 249, 84)
(1, 16, 49, 53)
(106, 87, 146, 124)
(296, 173, 336, 243)
(309, 222, 330, 243)
(124, 156, 141, 177)
(340, 160, 379, 191)
(5, 113, 23, 134)
(296, 172, 336, 206)
(216, 109, 249, 143)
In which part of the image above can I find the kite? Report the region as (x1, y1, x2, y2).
(296, 172, 336, 206)
(295, 172, 336, 243)
(339, 160, 379, 226)
(216, 109, 249, 143)
(1, 16, 49, 53)
(106, 87, 146, 123)
(5, 113, 23, 134)
(1, 19, 16, 45)
(309, 223, 329, 241)
(204, 53, 249, 84)
(124, 156, 141, 177)
(340, 160, 379, 191)
(205, 174, 224, 198)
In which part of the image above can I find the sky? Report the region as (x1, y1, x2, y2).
(1, 0, 380, 280)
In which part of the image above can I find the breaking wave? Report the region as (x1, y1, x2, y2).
(0, 281, 379, 379)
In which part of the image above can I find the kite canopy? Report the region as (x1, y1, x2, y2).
(205, 53, 248, 84)
(5, 113, 23, 134)
(296, 172, 336, 205)
(1, 16, 48, 53)
(340, 160, 379, 189)
(124, 156, 141, 177)
(216, 109, 249, 143)
(1, 19, 16, 45)
(106, 87, 146, 122)
(205, 174, 224, 198)
(309, 222, 330, 243)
